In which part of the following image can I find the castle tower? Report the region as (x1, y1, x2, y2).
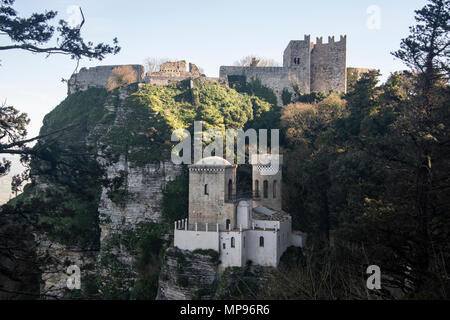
(251, 154, 283, 211)
(188, 156, 237, 229)
(283, 34, 313, 93)
(310, 35, 347, 93)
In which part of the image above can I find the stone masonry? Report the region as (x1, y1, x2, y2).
(220, 35, 347, 105)
(66, 34, 366, 107)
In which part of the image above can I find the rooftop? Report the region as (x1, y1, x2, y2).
(191, 156, 234, 168)
(252, 205, 290, 222)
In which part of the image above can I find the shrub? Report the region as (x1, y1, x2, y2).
(107, 66, 138, 91)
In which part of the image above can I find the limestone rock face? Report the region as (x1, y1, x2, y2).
(36, 85, 182, 298)
(36, 234, 98, 298)
(98, 158, 182, 245)
(157, 247, 219, 300)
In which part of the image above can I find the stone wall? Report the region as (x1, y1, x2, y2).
(310, 35, 347, 93)
(68, 65, 145, 94)
(220, 34, 348, 105)
(145, 60, 204, 86)
(219, 66, 299, 105)
(188, 166, 236, 228)
(347, 67, 375, 79)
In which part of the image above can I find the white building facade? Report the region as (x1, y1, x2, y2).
(173, 155, 304, 268)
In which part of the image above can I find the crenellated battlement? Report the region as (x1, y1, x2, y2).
(313, 34, 346, 46)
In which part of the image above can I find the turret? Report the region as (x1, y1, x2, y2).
(251, 154, 283, 211)
(188, 156, 237, 229)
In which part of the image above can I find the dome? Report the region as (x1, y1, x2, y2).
(193, 156, 232, 167)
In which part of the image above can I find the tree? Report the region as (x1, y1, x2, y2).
(0, 1, 120, 60)
(233, 55, 280, 67)
(0, 1, 120, 177)
(389, 0, 450, 292)
(144, 57, 170, 73)
(107, 66, 138, 91)
(392, 0, 449, 96)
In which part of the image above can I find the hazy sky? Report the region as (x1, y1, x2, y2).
(0, 0, 428, 202)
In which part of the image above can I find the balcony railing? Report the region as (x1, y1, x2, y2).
(225, 192, 261, 203)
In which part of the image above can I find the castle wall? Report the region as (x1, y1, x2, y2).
(245, 229, 278, 267)
(277, 219, 292, 261)
(145, 75, 192, 86)
(310, 36, 347, 93)
(174, 228, 220, 252)
(67, 65, 144, 94)
(282, 35, 313, 93)
(220, 35, 348, 106)
(219, 66, 299, 106)
(237, 200, 252, 229)
(220, 231, 245, 268)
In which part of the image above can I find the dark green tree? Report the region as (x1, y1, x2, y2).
(0, 0, 120, 177)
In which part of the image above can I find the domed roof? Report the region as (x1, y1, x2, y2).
(193, 156, 232, 167)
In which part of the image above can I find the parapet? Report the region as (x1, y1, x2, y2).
(313, 34, 346, 46)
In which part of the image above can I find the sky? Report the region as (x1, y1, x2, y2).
(0, 0, 428, 202)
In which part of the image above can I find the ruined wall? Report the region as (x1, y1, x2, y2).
(68, 65, 145, 95)
(145, 60, 204, 86)
(310, 35, 347, 93)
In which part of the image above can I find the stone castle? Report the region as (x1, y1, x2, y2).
(173, 155, 304, 268)
(68, 34, 363, 105)
(220, 34, 347, 104)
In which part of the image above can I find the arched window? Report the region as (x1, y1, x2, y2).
(259, 236, 264, 247)
(255, 180, 260, 197)
(231, 237, 235, 248)
(204, 184, 209, 195)
(228, 179, 233, 200)
(273, 180, 277, 198)
(226, 219, 231, 231)
(263, 180, 268, 198)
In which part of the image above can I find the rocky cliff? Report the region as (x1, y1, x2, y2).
(1, 78, 274, 299)
(157, 247, 219, 300)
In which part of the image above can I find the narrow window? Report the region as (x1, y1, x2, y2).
(204, 184, 209, 195)
(223, 243, 226, 249)
(263, 180, 268, 198)
(273, 180, 277, 198)
(243, 236, 246, 248)
(226, 219, 231, 230)
(231, 237, 235, 248)
(259, 236, 264, 247)
(228, 179, 233, 200)
(255, 180, 260, 197)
